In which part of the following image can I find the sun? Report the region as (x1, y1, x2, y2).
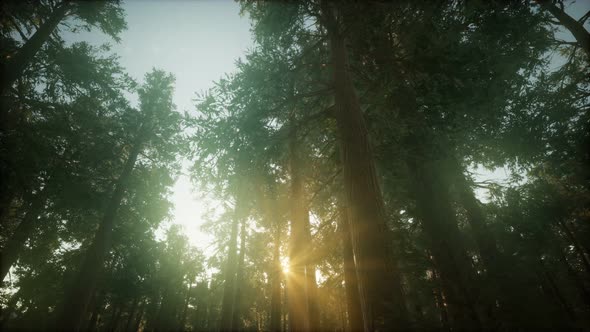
(280, 256, 290, 274)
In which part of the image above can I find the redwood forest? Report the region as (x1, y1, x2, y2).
(1, 0, 590, 331)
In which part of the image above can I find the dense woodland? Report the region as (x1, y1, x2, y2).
(1, 0, 589, 331)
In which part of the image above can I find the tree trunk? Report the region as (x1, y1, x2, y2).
(132, 302, 145, 332)
(540, 261, 576, 322)
(339, 206, 364, 332)
(558, 219, 590, 275)
(0, 1, 71, 97)
(232, 218, 247, 330)
(431, 268, 450, 331)
(107, 302, 122, 332)
(86, 291, 105, 332)
(179, 280, 193, 331)
(124, 297, 140, 332)
(270, 228, 282, 332)
(287, 123, 310, 331)
(407, 158, 482, 328)
(55, 125, 146, 331)
(0, 193, 44, 281)
(538, 0, 590, 60)
(322, 3, 408, 330)
(303, 212, 320, 332)
(219, 197, 241, 332)
(452, 163, 530, 324)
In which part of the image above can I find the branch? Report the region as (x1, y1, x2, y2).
(8, 16, 29, 42)
(579, 10, 590, 24)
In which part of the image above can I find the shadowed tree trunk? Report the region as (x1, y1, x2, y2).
(557, 219, 590, 275)
(132, 302, 145, 332)
(431, 267, 450, 331)
(339, 206, 364, 332)
(406, 154, 482, 328)
(124, 297, 139, 332)
(232, 218, 247, 330)
(219, 196, 241, 332)
(86, 290, 105, 332)
(303, 211, 320, 331)
(321, 3, 408, 330)
(452, 161, 563, 326)
(0, 1, 71, 98)
(55, 124, 147, 331)
(180, 278, 193, 330)
(270, 227, 282, 332)
(287, 122, 310, 331)
(0, 192, 45, 281)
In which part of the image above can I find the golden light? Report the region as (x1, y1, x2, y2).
(280, 256, 290, 274)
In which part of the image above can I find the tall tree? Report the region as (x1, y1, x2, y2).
(55, 70, 179, 330)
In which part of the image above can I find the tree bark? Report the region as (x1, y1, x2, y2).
(287, 123, 310, 332)
(0, 1, 71, 97)
(321, 3, 408, 330)
(339, 207, 364, 332)
(537, 0, 590, 60)
(55, 124, 146, 331)
(219, 197, 241, 332)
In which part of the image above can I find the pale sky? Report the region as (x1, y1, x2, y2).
(64, 0, 254, 253)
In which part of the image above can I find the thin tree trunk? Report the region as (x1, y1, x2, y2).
(154, 285, 170, 331)
(339, 206, 364, 332)
(321, 3, 408, 330)
(408, 160, 482, 328)
(270, 232, 281, 332)
(287, 122, 310, 331)
(232, 218, 247, 330)
(538, 0, 590, 60)
(86, 291, 105, 332)
(0, 193, 44, 281)
(452, 163, 530, 324)
(0, 1, 71, 97)
(303, 212, 320, 332)
(132, 302, 145, 332)
(270, 228, 282, 332)
(541, 263, 576, 322)
(107, 302, 122, 332)
(219, 197, 241, 332)
(283, 284, 288, 332)
(180, 279, 193, 330)
(558, 219, 590, 274)
(55, 124, 146, 331)
(431, 268, 450, 331)
(125, 297, 140, 332)
(559, 248, 590, 307)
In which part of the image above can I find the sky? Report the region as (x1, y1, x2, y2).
(65, 0, 254, 253)
(61, 0, 590, 253)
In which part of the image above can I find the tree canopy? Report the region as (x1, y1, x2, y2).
(1, 1, 589, 331)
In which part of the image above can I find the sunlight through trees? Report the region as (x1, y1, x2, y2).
(1, 0, 589, 331)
